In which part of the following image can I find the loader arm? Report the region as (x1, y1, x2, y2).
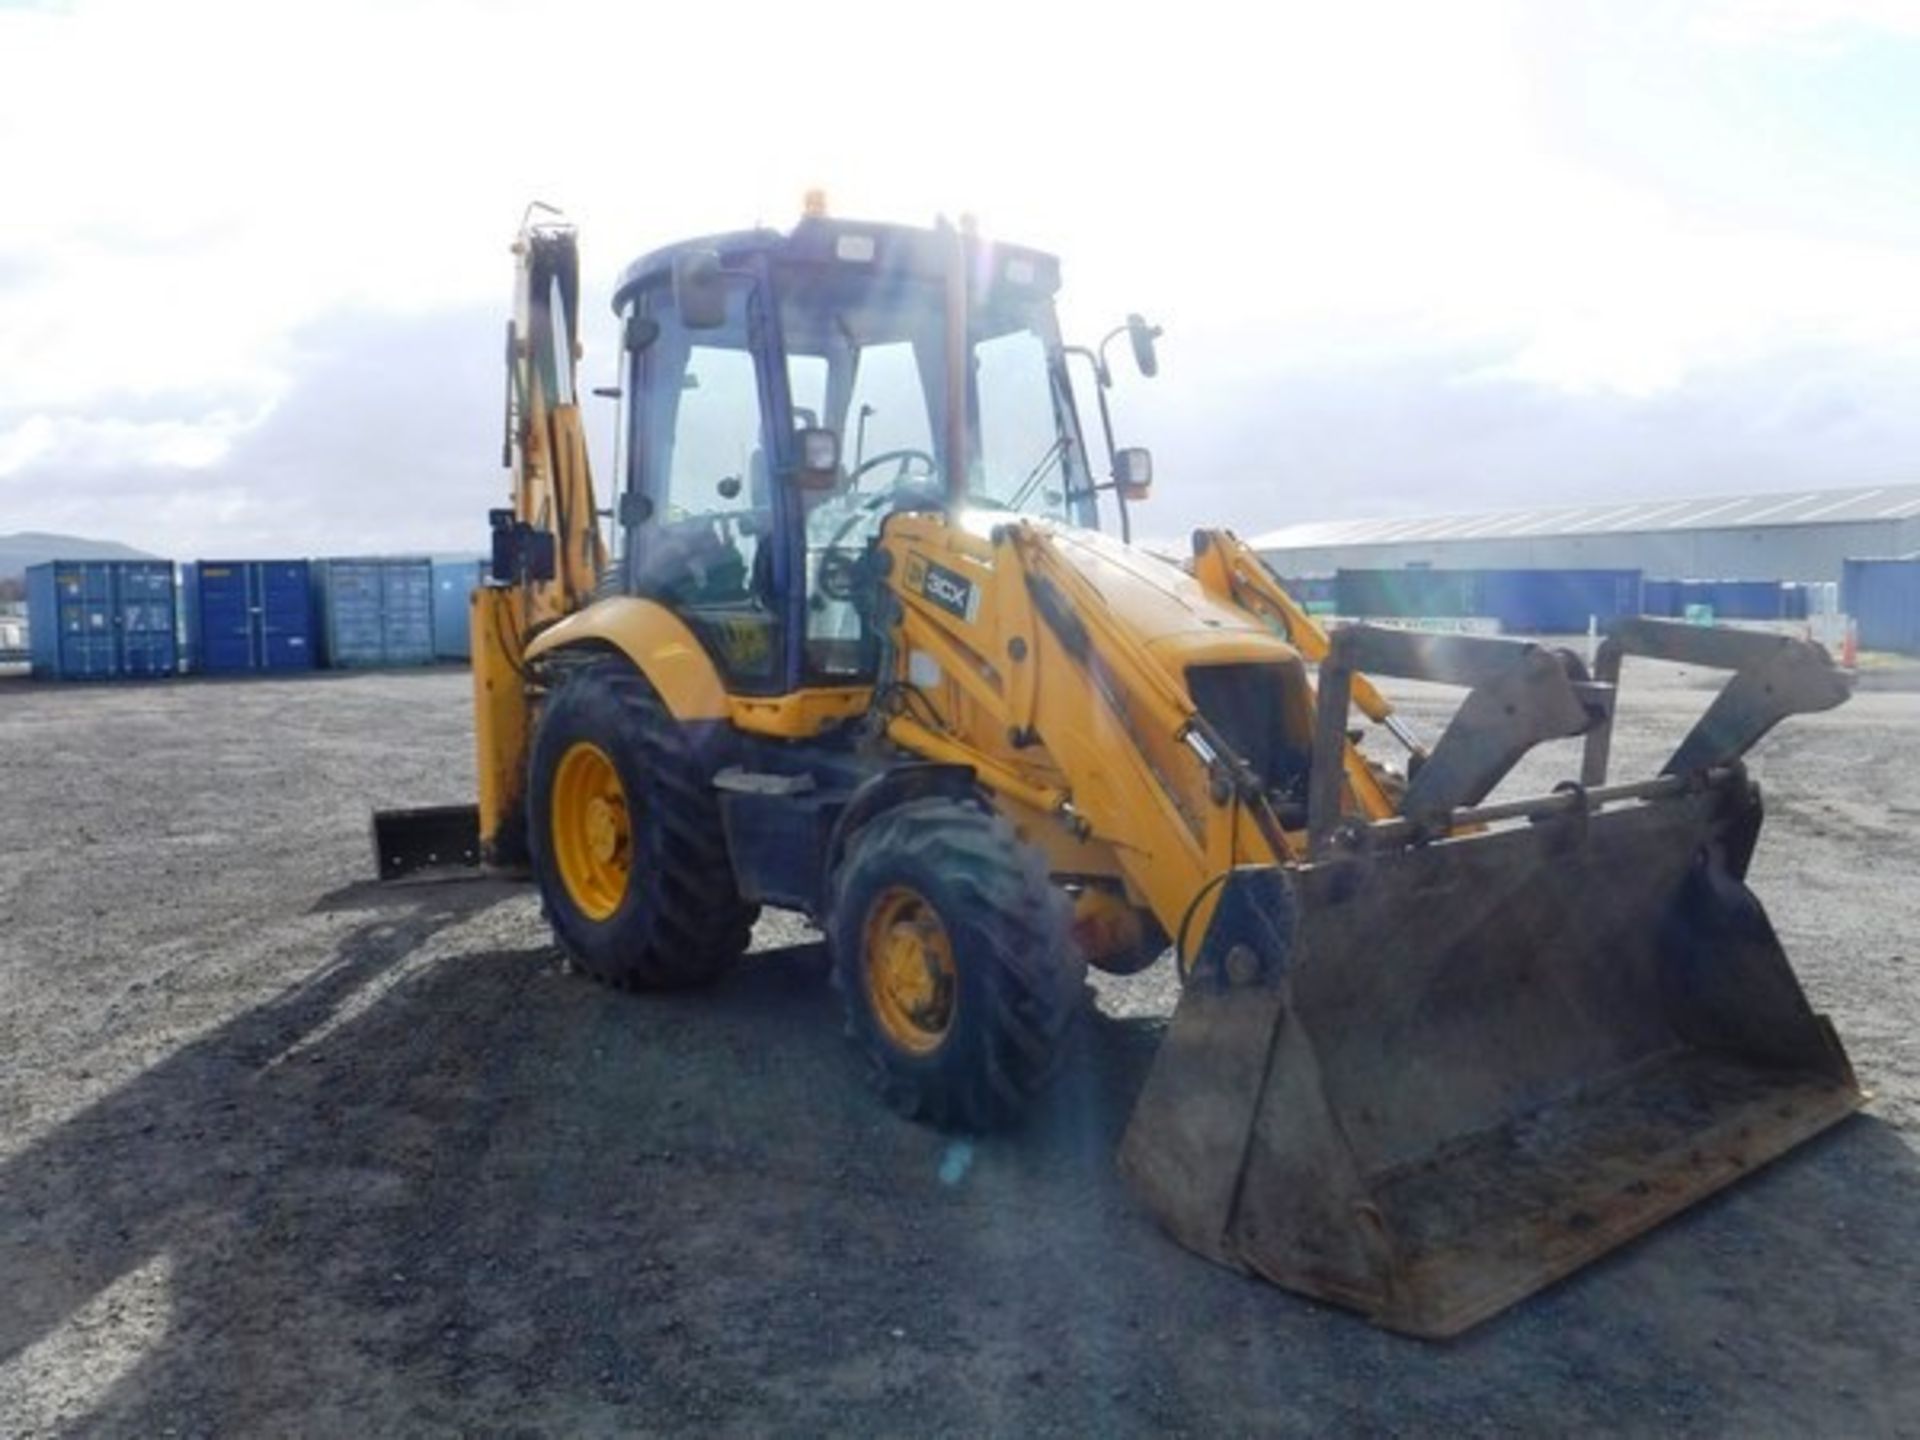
(1189, 528, 1425, 758)
(877, 511, 1335, 958)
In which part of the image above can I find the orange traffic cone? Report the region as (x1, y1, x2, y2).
(1841, 617, 1858, 670)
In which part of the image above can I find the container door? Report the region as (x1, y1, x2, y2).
(61, 564, 116, 676)
(431, 561, 477, 660)
(259, 561, 314, 670)
(116, 563, 176, 677)
(76, 563, 108, 675)
(196, 564, 254, 673)
(381, 561, 433, 665)
(329, 561, 385, 667)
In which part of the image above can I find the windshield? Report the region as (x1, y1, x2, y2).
(774, 264, 1091, 525)
(970, 315, 1078, 518)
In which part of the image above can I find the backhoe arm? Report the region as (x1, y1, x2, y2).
(374, 211, 608, 878)
(472, 216, 608, 864)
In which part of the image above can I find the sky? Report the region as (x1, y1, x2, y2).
(2, 0, 1918, 557)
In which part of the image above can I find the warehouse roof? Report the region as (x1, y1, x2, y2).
(1249, 483, 1920, 552)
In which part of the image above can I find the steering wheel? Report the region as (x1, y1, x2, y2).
(808, 449, 939, 610)
(820, 451, 938, 557)
(816, 546, 862, 603)
(848, 447, 936, 489)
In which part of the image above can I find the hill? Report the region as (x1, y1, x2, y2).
(0, 532, 159, 582)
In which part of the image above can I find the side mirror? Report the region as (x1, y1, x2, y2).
(672, 249, 728, 331)
(1126, 313, 1161, 378)
(793, 427, 840, 490)
(1115, 446, 1152, 501)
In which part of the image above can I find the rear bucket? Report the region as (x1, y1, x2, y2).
(1119, 777, 1861, 1338)
(372, 803, 482, 882)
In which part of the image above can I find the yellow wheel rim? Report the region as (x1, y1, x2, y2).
(863, 885, 957, 1055)
(551, 740, 632, 921)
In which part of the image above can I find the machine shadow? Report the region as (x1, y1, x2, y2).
(4, 910, 1916, 1433)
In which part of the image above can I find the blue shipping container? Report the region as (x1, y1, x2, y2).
(1334, 569, 1483, 619)
(181, 560, 315, 674)
(1844, 558, 1920, 655)
(1707, 580, 1785, 620)
(1277, 574, 1336, 609)
(1479, 569, 1642, 634)
(25, 560, 177, 679)
(311, 557, 435, 668)
(431, 558, 485, 661)
(1642, 579, 1682, 617)
(1334, 567, 1640, 632)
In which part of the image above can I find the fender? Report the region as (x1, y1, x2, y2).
(823, 763, 982, 887)
(525, 596, 729, 722)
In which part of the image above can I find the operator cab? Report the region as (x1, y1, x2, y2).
(612, 216, 1101, 694)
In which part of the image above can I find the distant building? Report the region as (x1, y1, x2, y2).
(1250, 483, 1920, 583)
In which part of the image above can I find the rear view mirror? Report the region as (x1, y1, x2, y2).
(1126, 313, 1161, 378)
(794, 427, 841, 490)
(1116, 446, 1152, 501)
(672, 249, 728, 331)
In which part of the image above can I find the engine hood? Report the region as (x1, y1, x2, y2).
(1041, 525, 1302, 673)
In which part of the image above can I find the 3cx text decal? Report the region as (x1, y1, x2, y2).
(918, 560, 980, 623)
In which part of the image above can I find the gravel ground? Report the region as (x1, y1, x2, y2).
(0, 659, 1916, 1435)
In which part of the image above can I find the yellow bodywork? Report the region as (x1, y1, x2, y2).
(471, 586, 529, 859)
(524, 597, 873, 738)
(872, 512, 1377, 952)
(1189, 527, 1409, 818)
(511, 507, 1385, 957)
(525, 598, 730, 719)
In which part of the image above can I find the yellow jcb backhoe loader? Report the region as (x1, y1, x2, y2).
(377, 202, 1860, 1337)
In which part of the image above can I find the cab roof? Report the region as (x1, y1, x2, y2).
(612, 216, 1063, 315)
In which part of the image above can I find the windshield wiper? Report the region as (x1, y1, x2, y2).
(1004, 436, 1069, 513)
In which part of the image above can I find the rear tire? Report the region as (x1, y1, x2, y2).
(828, 797, 1084, 1130)
(528, 658, 756, 988)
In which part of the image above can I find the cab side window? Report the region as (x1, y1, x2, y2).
(630, 281, 780, 685)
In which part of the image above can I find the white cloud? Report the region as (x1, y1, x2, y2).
(0, 412, 248, 478)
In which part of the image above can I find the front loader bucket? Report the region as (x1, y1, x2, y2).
(1119, 776, 1860, 1338)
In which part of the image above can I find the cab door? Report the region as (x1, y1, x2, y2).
(622, 270, 788, 692)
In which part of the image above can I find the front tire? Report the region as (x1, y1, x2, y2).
(828, 797, 1084, 1130)
(528, 658, 756, 989)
